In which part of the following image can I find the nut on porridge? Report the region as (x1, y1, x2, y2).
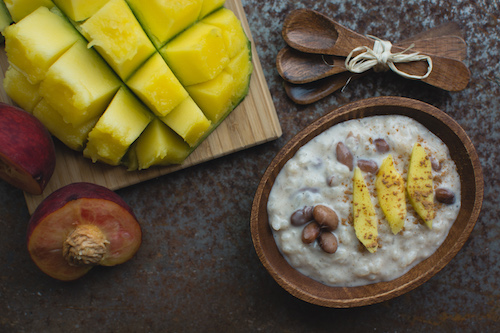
(267, 115, 461, 287)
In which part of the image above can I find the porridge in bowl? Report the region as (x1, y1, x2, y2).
(267, 115, 461, 287)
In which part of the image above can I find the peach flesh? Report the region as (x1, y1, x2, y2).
(0, 102, 55, 194)
(27, 182, 142, 281)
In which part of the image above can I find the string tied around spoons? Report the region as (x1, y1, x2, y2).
(344, 35, 433, 80)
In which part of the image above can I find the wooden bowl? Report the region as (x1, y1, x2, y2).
(250, 96, 483, 308)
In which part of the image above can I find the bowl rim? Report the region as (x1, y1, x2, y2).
(250, 96, 484, 308)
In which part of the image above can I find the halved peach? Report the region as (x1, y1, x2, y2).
(0, 102, 55, 194)
(27, 182, 142, 281)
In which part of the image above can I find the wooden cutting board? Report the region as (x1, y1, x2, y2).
(0, 0, 282, 214)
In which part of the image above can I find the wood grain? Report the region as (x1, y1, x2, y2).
(250, 96, 483, 308)
(0, 0, 282, 214)
(282, 9, 470, 92)
(281, 18, 469, 105)
(277, 36, 467, 84)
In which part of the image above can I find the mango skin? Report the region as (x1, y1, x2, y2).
(353, 167, 378, 253)
(375, 154, 406, 234)
(407, 143, 436, 229)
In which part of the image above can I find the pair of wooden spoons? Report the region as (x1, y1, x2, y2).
(277, 9, 470, 104)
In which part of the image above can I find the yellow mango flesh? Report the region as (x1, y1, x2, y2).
(161, 22, 229, 86)
(225, 48, 253, 105)
(186, 71, 233, 123)
(132, 119, 191, 170)
(202, 8, 247, 58)
(187, 48, 252, 124)
(198, 0, 225, 19)
(33, 99, 98, 151)
(375, 154, 406, 234)
(159, 97, 211, 147)
(353, 167, 379, 253)
(3, 6, 81, 84)
(83, 87, 153, 165)
(407, 143, 436, 229)
(125, 0, 202, 48)
(4, 0, 54, 22)
(127, 53, 188, 117)
(53, 0, 110, 21)
(80, 0, 155, 81)
(39, 40, 121, 127)
(3, 66, 41, 112)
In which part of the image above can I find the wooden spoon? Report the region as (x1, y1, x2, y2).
(283, 8, 373, 56)
(284, 25, 467, 104)
(281, 9, 470, 92)
(277, 35, 467, 84)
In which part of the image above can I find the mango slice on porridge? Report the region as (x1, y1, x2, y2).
(353, 167, 378, 253)
(375, 154, 406, 234)
(407, 143, 436, 229)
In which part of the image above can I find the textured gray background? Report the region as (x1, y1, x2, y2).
(1, 0, 499, 331)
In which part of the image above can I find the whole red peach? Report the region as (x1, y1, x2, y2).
(0, 103, 55, 194)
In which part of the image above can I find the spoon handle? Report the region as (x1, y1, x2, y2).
(284, 72, 363, 105)
(395, 55, 470, 91)
(398, 36, 467, 62)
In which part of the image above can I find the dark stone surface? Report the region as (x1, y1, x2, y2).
(1, 0, 499, 331)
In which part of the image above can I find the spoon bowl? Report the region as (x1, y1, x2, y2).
(276, 47, 347, 84)
(282, 8, 373, 56)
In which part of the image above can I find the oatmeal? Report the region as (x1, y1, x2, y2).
(267, 115, 461, 287)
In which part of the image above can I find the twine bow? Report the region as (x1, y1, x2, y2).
(344, 35, 433, 80)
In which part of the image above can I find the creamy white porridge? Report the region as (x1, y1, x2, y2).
(267, 115, 461, 287)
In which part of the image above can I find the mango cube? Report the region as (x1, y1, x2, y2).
(132, 118, 191, 170)
(186, 71, 233, 123)
(39, 40, 121, 127)
(127, 53, 188, 117)
(33, 99, 98, 151)
(126, 0, 202, 48)
(84, 87, 153, 165)
(3, 66, 41, 112)
(4, 0, 54, 22)
(160, 97, 211, 147)
(198, 0, 225, 19)
(53, 0, 110, 21)
(160, 22, 229, 86)
(3, 6, 82, 84)
(202, 8, 247, 58)
(224, 48, 253, 105)
(80, 0, 155, 80)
